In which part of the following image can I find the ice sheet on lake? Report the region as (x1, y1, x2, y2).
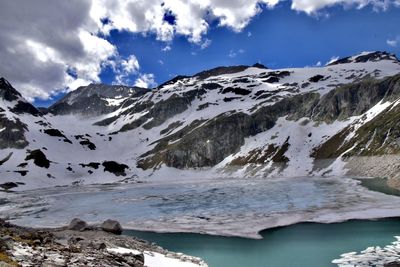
(332, 236, 400, 266)
(2, 176, 400, 238)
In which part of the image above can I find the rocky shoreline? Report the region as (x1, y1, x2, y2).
(0, 218, 208, 267)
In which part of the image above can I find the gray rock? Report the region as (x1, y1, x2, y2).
(385, 262, 400, 267)
(133, 253, 145, 264)
(48, 84, 147, 116)
(100, 219, 122, 235)
(93, 242, 107, 250)
(68, 218, 88, 231)
(0, 235, 13, 250)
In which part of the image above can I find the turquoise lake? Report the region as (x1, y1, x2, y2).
(126, 218, 400, 267)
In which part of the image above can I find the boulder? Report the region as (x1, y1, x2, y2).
(68, 218, 88, 231)
(100, 219, 122, 235)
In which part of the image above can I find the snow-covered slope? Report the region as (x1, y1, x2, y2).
(1, 51, 400, 190)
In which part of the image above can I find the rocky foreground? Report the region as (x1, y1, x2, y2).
(0, 218, 207, 267)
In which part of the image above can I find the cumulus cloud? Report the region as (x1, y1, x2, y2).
(200, 38, 212, 49)
(0, 0, 116, 101)
(134, 73, 158, 88)
(291, 0, 399, 14)
(0, 0, 399, 101)
(387, 36, 400, 47)
(90, 0, 281, 42)
(113, 55, 140, 85)
(228, 48, 245, 58)
(1, 0, 284, 101)
(162, 45, 172, 52)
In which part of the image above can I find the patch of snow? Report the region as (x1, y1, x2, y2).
(107, 247, 207, 267)
(143, 251, 207, 267)
(104, 97, 128, 106)
(107, 247, 141, 255)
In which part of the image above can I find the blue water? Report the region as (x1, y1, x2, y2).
(126, 218, 400, 267)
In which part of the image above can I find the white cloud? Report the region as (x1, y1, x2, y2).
(290, 0, 399, 15)
(0, 0, 117, 101)
(135, 73, 157, 88)
(228, 48, 245, 58)
(316, 61, 322, 67)
(228, 50, 237, 58)
(158, 60, 165, 65)
(387, 36, 400, 47)
(200, 38, 212, 49)
(113, 55, 140, 85)
(162, 45, 172, 52)
(89, 0, 281, 43)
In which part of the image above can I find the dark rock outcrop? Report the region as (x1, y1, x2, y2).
(102, 161, 129, 176)
(0, 116, 29, 149)
(0, 77, 22, 101)
(100, 219, 122, 235)
(25, 149, 50, 168)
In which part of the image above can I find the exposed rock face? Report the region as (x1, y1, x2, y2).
(0, 78, 39, 116)
(0, 77, 22, 101)
(100, 219, 123, 235)
(138, 93, 319, 169)
(0, 78, 41, 149)
(311, 74, 400, 123)
(312, 74, 400, 159)
(118, 89, 207, 132)
(48, 83, 148, 116)
(0, 116, 28, 149)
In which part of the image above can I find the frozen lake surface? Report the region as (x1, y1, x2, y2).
(2, 176, 400, 238)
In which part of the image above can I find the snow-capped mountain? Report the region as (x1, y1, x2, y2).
(1, 51, 400, 190)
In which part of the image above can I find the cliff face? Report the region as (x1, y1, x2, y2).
(1, 51, 400, 190)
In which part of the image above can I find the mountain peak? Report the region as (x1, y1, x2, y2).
(48, 83, 148, 116)
(252, 63, 268, 69)
(327, 51, 399, 66)
(194, 65, 249, 80)
(0, 77, 23, 101)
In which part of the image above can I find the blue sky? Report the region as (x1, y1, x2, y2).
(98, 1, 400, 88)
(1, 1, 400, 106)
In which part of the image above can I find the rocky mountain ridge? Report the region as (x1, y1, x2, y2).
(1, 51, 400, 190)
